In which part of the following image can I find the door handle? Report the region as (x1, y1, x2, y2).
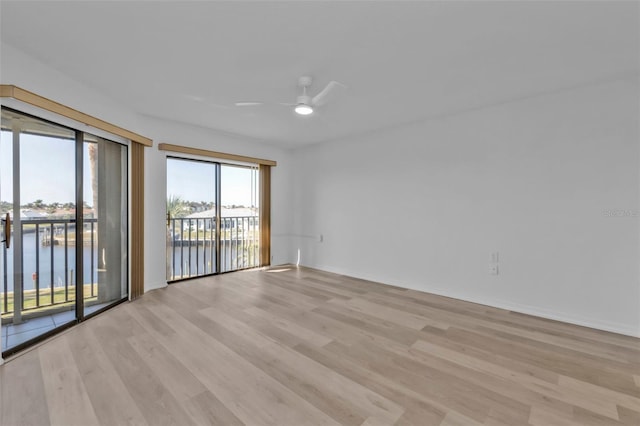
(1, 213, 10, 249)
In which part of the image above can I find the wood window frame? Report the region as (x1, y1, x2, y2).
(259, 165, 271, 266)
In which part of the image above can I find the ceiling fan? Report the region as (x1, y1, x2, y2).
(235, 76, 347, 115)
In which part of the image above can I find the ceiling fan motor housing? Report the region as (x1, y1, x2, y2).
(296, 94, 312, 106)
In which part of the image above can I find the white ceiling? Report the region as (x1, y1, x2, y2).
(1, 1, 638, 148)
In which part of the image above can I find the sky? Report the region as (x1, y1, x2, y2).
(167, 158, 258, 207)
(1, 130, 257, 210)
(0, 130, 94, 206)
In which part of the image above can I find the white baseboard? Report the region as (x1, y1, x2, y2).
(305, 263, 640, 338)
(424, 286, 640, 338)
(144, 281, 168, 293)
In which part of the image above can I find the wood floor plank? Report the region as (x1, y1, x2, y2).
(139, 299, 341, 426)
(439, 326, 639, 397)
(192, 309, 364, 425)
(1, 265, 639, 426)
(296, 276, 363, 299)
(91, 315, 196, 426)
(328, 297, 436, 330)
(38, 336, 101, 426)
(260, 275, 338, 302)
(67, 324, 148, 426)
(438, 411, 484, 426)
(418, 325, 561, 385)
(126, 329, 208, 403)
(470, 324, 640, 376)
(0, 349, 51, 426)
(312, 303, 419, 346)
(557, 375, 640, 413)
(411, 339, 619, 420)
(616, 405, 640, 425)
(401, 346, 571, 423)
(198, 305, 405, 424)
(364, 290, 639, 365)
(293, 341, 449, 425)
(322, 339, 492, 422)
(528, 407, 583, 426)
(505, 310, 640, 350)
(244, 305, 334, 347)
(182, 390, 245, 426)
(330, 335, 538, 425)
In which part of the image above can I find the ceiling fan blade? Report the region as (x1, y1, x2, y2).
(235, 102, 265, 107)
(311, 80, 347, 107)
(184, 94, 230, 109)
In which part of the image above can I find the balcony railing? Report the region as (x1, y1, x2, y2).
(1, 215, 261, 315)
(168, 216, 259, 280)
(1, 218, 98, 316)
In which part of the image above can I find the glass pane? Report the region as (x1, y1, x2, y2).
(220, 165, 259, 272)
(1, 108, 76, 352)
(83, 135, 128, 317)
(166, 158, 217, 280)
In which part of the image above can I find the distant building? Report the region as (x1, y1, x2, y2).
(8, 209, 47, 220)
(186, 207, 258, 219)
(177, 207, 258, 233)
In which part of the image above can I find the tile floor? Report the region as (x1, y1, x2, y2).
(2, 302, 110, 351)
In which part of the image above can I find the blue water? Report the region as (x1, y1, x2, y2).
(1, 231, 97, 292)
(1, 232, 260, 291)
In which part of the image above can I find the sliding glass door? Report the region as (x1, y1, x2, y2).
(166, 158, 218, 280)
(1, 109, 77, 347)
(166, 158, 259, 281)
(1, 108, 128, 355)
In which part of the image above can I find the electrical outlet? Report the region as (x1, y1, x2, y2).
(489, 264, 499, 275)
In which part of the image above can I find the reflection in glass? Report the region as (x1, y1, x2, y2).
(83, 135, 128, 317)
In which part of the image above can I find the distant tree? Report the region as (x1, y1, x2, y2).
(33, 199, 44, 209)
(0, 201, 12, 212)
(167, 195, 187, 219)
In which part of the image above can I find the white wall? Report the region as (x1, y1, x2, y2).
(1, 42, 294, 294)
(0, 43, 143, 133)
(292, 76, 640, 336)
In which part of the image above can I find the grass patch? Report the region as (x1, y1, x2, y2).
(1, 283, 97, 315)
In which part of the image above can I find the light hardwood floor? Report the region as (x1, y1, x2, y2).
(1, 266, 639, 426)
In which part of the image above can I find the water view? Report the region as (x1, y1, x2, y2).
(2, 227, 98, 293)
